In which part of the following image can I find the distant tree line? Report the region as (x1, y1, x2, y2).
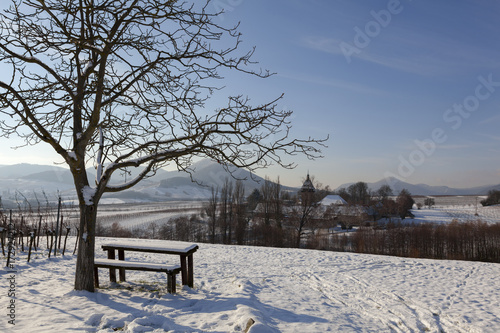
(333, 182, 415, 220)
(349, 220, 500, 263)
(481, 190, 500, 206)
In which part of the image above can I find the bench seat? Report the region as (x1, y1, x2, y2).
(94, 259, 182, 293)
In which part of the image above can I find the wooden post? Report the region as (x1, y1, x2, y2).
(48, 230, 54, 259)
(19, 230, 24, 252)
(54, 197, 61, 256)
(62, 227, 70, 255)
(6, 210, 13, 268)
(0, 227, 4, 256)
(33, 228, 38, 251)
(58, 215, 64, 250)
(27, 232, 35, 263)
(37, 215, 42, 248)
(26, 228, 30, 250)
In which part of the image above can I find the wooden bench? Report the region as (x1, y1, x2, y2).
(94, 259, 182, 293)
(101, 241, 199, 288)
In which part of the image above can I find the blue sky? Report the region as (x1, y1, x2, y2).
(1, 0, 500, 189)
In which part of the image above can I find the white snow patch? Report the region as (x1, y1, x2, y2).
(67, 151, 77, 161)
(6, 237, 500, 332)
(82, 186, 96, 205)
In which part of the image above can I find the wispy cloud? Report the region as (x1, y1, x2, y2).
(301, 25, 500, 77)
(301, 36, 344, 56)
(277, 71, 390, 96)
(300, 34, 447, 76)
(479, 114, 500, 125)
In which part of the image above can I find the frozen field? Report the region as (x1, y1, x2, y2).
(95, 201, 205, 229)
(2, 237, 500, 332)
(56, 201, 206, 232)
(411, 196, 500, 225)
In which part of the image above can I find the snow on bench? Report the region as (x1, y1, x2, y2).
(94, 259, 182, 293)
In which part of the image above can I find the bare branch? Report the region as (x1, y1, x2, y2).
(0, 0, 327, 292)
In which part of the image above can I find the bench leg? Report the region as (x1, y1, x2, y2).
(94, 266, 99, 288)
(188, 253, 194, 288)
(107, 250, 117, 283)
(118, 249, 126, 282)
(180, 254, 187, 286)
(167, 272, 177, 294)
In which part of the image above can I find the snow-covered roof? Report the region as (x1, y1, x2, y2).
(320, 194, 347, 206)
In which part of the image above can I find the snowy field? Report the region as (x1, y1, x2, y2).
(94, 201, 205, 229)
(57, 201, 206, 233)
(410, 204, 500, 225)
(2, 237, 500, 332)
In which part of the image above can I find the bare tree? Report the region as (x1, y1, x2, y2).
(204, 186, 219, 244)
(376, 185, 393, 202)
(233, 180, 246, 245)
(219, 177, 233, 244)
(424, 197, 435, 209)
(271, 177, 283, 229)
(347, 182, 371, 205)
(259, 177, 273, 226)
(396, 189, 414, 219)
(0, 0, 325, 291)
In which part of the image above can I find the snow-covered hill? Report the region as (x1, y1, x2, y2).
(3, 238, 500, 332)
(0, 160, 275, 206)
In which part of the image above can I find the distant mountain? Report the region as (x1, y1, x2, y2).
(2, 161, 498, 208)
(175, 159, 264, 192)
(0, 160, 287, 207)
(0, 163, 68, 179)
(336, 177, 500, 196)
(22, 169, 75, 184)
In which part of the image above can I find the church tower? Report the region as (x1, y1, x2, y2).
(300, 173, 315, 204)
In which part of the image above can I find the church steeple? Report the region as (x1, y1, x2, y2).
(301, 172, 315, 193)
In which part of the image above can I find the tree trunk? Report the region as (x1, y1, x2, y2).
(74, 202, 98, 292)
(296, 222, 303, 248)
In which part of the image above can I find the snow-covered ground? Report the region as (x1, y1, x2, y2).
(410, 205, 500, 225)
(2, 237, 500, 332)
